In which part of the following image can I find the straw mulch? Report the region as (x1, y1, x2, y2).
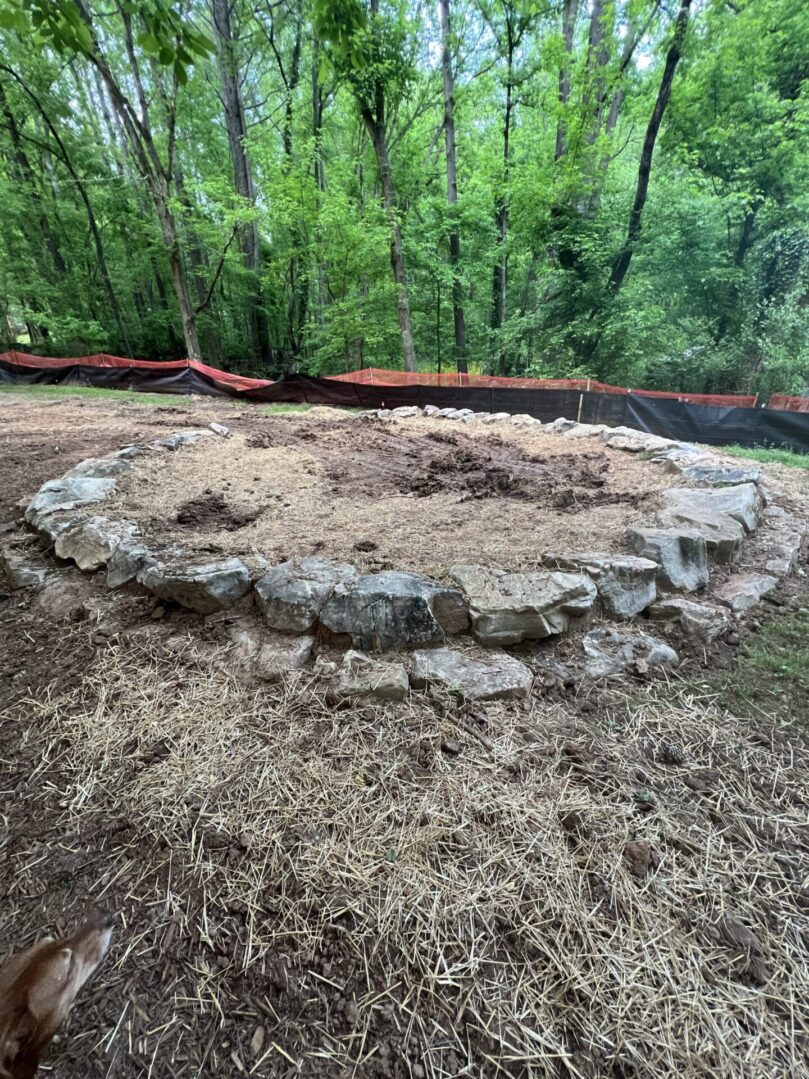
(5, 629, 807, 1078)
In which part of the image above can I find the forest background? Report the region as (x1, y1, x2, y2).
(0, 0, 807, 399)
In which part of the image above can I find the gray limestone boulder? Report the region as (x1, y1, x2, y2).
(563, 423, 609, 439)
(158, 430, 212, 450)
(320, 570, 469, 651)
(0, 543, 53, 590)
(54, 516, 139, 572)
(714, 573, 778, 613)
(423, 405, 441, 416)
(138, 556, 251, 614)
(410, 646, 533, 701)
(449, 564, 597, 646)
(390, 406, 422, 419)
(647, 596, 731, 642)
(25, 476, 116, 529)
(542, 552, 657, 618)
(481, 412, 511, 424)
(582, 628, 679, 679)
(228, 625, 314, 682)
(626, 527, 709, 592)
(107, 538, 158, 589)
(680, 463, 762, 486)
(255, 557, 358, 632)
(657, 485, 762, 563)
(546, 417, 577, 433)
(335, 650, 409, 701)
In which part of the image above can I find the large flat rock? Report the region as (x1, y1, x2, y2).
(335, 651, 409, 701)
(320, 570, 469, 651)
(657, 485, 763, 563)
(25, 476, 116, 530)
(228, 625, 314, 682)
(647, 596, 731, 642)
(582, 628, 679, 679)
(449, 564, 596, 646)
(542, 552, 657, 618)
(411, 646, 533, 701)
(255, 557, 358, 632)
(138, 557, 252, 614)
(713, 574, 778, 613)
(626, 527, 709, 592)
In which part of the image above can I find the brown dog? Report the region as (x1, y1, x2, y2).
(0, 913, 113, 1079)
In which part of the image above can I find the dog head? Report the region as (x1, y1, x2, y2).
(0, 913, 114, 1079)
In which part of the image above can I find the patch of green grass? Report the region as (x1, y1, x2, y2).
(720, 444, 809, 470)
(263, 403, 313, 415)
(0, 383, 186, 406)
(727, 608, 809, 725)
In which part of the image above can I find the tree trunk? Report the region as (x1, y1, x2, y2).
(439, 0, 467, 374)
(490, 47, 513, 375)
(608, 0, 693, 293)
(363, 112, 417, 372)
(211, 0, 268, 364)
(554, 0, 578, 160)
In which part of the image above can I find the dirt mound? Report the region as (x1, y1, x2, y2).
(175, 490, 259, 531)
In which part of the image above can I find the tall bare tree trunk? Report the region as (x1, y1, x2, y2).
(608, 0, 692, 292)
(364, 112, 417, 372)
(211, 0, 269, 365)
(490, 48, 513, 375)
(439, 0, 467, 374)
(554, 0, 578, 160)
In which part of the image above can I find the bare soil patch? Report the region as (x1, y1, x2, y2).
(112, 415, 684, 577)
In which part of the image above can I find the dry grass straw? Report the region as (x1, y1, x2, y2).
(12, 638, 809, 1078)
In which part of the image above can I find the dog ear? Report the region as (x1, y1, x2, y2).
(25, 948, 75, 1025)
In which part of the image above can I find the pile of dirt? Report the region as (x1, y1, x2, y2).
(174, 490, 260, 532)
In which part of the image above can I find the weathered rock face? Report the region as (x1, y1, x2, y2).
(106, 538, 157, 589)
(582, 628, 679, 679)
(626, 527, 709, 592)
(563, 423, 608, 439)
(759, 505, 806, 578)
(228, 625, 314, 682)
(603, 428, 673, 453)
(320, 570, 469, 651)
(657, 485, 762, 563)
(62, 451, 137, 480)
(138, 557, 251, 614)
(680, 463, 762, 486)
(481, 412, 512, 424)
(647, 597, 731, 642)
(410, 646, 533, 701)
(449, 564, 597, 646)
(0, 543, 52, 590)
(255, 557, 358, 633)
(546, 417, 577, 433)
(714, 573, 778, 613)
(54, 516, 139, 572)
(390, 406, 422, 419)
(335, 650, 409, 701)
(25, 476, 116, 530)
(158, 430, 212, 450)
(663, 484, 762, 534)
(542, 552, 657, 618)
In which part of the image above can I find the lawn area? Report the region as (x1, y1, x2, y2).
(0, 382, 188, 405)
(728, 607, 809, 726)
(721, 443, 809, 470)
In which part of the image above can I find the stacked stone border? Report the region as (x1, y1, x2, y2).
(3, 409, 806, 703)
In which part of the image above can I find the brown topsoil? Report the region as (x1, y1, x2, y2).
(109, 414, 698, 577)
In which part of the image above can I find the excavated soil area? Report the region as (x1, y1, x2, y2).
(111, 415, 690, 577)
